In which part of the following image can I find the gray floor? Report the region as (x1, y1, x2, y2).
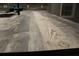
(0, 10, 79, 53)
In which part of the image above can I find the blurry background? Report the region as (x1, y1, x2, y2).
(0, 3, 79, 23)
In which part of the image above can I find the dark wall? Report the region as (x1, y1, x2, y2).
(26, 3, 48, 10)
(47, 3, 61, 16)
(0, 3, 8, 11)
(74, 3, 79, 18)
